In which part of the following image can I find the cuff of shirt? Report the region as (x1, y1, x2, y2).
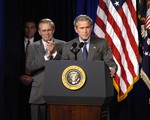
(44, 51, 57, 61)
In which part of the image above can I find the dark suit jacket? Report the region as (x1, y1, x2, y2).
(26, 39, 65, 104)
(62, 36, 117, 71)
(18, 37, 38, 120)
(20, 38, 38, 75)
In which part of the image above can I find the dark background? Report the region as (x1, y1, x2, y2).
(0, 0, 149, 120)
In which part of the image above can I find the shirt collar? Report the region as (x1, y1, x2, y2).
(79, 37, 90, 44)
(25, 37, 34, 43)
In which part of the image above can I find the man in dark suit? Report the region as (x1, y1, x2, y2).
(20, 19, 38, 85)
(62, 14, 117, 77)
(18, 19, 37, 120)
(61, 14, 117, 120)
(25, 18, 65, 120)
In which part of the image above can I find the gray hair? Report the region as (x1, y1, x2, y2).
(38, 18, 55, 30)
(73, 14, 93, 27)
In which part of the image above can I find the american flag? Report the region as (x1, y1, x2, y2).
(94, 0, 139, 102)
(140, 8, 150, 90)
(145, 9, 150, 29)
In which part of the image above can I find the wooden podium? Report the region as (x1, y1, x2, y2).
(43, 60, 114, 120)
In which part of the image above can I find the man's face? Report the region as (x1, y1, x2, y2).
(38, 23, 54, 42)
(24, 22, 37, 39)
(74, 20, 92, 41)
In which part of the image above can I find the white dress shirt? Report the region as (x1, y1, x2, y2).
(42, 39, 57, 60)
(24, 37, 34, 52)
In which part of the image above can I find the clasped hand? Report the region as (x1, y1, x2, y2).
(20, 75, 33, 85)
(45, 40, 56, 56)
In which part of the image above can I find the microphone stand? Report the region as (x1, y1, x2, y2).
(70, 48, 79, 60)
(70, 42, 84, 60)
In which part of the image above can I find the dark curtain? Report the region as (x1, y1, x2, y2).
(3, 0, 149, 120)
(0, 0, 4, 119)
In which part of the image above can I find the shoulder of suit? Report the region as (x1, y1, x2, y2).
(65, 38, 78, 45)
(54, 38, 66, 44)
(91, 36, 106, 41)
(30, 39, 42, 46)
(90, 36, 107, 44)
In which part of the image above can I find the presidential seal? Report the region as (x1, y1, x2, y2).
(62, 65, 86, 90)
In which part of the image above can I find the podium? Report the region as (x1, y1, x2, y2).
(43, 60, 114, 120)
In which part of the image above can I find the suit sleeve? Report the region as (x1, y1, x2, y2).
(61, 43, 70, 60)
(102, 40, 118, 72)
(26, 44, 45, 75)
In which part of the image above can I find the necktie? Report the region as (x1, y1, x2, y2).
(25, 40, 30, 74)
(26, 40, 30, 52)
(83, 42, 88, 60)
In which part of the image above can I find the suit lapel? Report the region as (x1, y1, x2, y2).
(36, 40, 45, 55)
(87, 37, 97, 60)
(74, 38, 83, 61)
(77, 49, 83, 60)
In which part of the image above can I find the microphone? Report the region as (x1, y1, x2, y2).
(78, 42, 84, 49)
(70, 42, 77, 52)
(75, 42, 84, 53)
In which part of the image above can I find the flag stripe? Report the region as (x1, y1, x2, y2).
(95, 14, 106, 36)
(146, 9, 150, 29)
(126, 0, 137, 26)
(106, 32, 130, 90)
(118, 8, 138, 78)
(94, 0, 139, 101)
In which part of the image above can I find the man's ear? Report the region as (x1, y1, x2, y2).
(38, 30, 41, 36)
(74, 27, 78, 33)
